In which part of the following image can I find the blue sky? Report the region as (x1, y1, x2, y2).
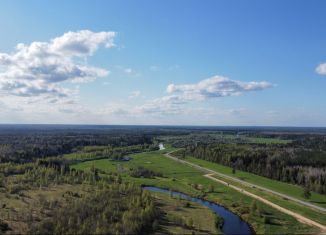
(0, 0, 326, 126)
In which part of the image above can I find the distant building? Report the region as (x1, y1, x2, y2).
(159, 143, 165, 150)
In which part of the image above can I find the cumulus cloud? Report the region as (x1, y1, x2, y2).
(0, 30, 115, 99)
(132, 95, 185, 115)
(167, 75, 272, 101)
(119, 75, 272, 117)
(117, 75, 273, 116)
(50, 30, 115, 56)
(316, 63, 326, 75)
(99, 94, 185, 117)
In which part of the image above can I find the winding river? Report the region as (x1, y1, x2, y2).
(143, 186, 253, 235)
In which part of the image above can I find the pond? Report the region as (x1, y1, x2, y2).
(143, 186, 253, 235)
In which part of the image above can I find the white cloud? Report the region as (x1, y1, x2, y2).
(123, 75, 272, 117)
(98, 95, 185, 118)
(167, 75, 272, 101)
(316, 63, 326, 75)
(150, 65, 160, 72)
(129, 90, 141, 98)
(132, 95, 185, 115)
(124, 68, 133, 74)
(51, 30, 115, 56)
(0, 30, 115, 99)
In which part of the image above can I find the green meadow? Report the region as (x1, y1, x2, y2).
(151, 192, 221, 234)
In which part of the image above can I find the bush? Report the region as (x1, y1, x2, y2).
(130, 167, 162, 178)
(0, 220, 9, 232)
(152, 219, 159, 231)
(263, 216, 271, 224)
(214, 215, 224, 229)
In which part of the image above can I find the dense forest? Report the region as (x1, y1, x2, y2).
(0, 128, 155, 163)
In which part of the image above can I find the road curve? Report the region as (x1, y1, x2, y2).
(164, 152, 326, 231)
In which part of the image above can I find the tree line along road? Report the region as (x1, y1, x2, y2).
(164, 151, 326, 231)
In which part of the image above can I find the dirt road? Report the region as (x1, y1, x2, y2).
(165, 152, 326, 213)
(205, 173, 326, 231)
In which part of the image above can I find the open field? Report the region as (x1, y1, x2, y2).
(72, 150, 319, 234)
(0, 184, 87, 234)
(152, 192, 221, 235)
(185, 156, 326, 209)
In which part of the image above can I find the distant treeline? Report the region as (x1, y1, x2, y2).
(64, 144, 158, 162)
(0, 126, 203, 163)
(182, 140, 326, 194)
(174, 135, 326, 194)
(0, 129, 158, 163)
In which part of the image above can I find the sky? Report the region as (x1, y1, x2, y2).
(0, 0, 326, 126)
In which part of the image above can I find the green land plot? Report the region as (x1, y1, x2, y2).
(151, 192, 221, 235)
(72, 151, 318, 234)
(185, 156, 326, 209)
(0, 183, 88, 234)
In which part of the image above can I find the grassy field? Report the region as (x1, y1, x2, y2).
(72, 150, 318, 234)
(185, 157, 326, 209)
(0, 183, 87, 234)
(151, 192, 221, 234)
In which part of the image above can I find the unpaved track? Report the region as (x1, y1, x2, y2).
(164, 152, 326, 232)
(205, 173, 326, 231)
(165, 152, 326, 213)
